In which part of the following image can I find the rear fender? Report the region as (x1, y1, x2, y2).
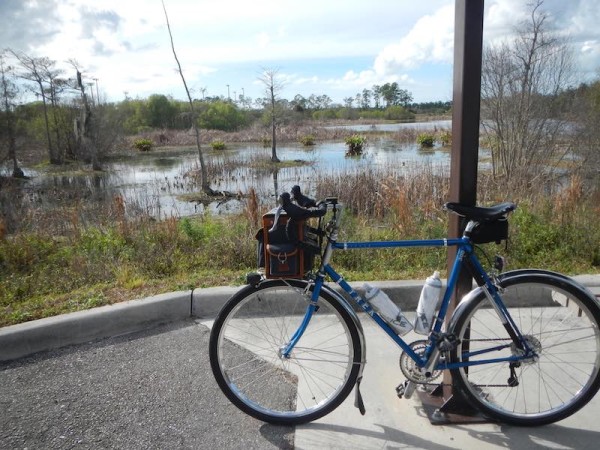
(447, 271, 599, 333)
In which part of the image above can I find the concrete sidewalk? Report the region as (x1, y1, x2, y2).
(293, 317, 600, 450)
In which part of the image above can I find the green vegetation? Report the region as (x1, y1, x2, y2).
(299, 134, 316, 146)
(199, 100, 248, 131)
(0, 49, 450, 172)
(133, 138, 153, 151)
(312, 105, 415, 122)
(210, 140, 226, 150)
(0, 215, 255, 326)
(417, 133, 435, 147)
(438, 130, 452, 147)
(1, 34, 599, 330)
(345, 134, 366, 155)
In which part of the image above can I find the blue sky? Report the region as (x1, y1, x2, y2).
(1, 0, 599, 104)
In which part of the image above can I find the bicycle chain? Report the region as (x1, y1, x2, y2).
(416, 381, 513, 388)
(407, 337, 516, 388)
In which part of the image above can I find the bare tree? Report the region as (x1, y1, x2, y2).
(162, 0, 213, 194)
(43, 63, 71, 162)
(0, 50, 24, 178)
(481, 0, 574, 186)
(10, 51, 60, 164)
(258, 68, 283, 163)
(68, 60, 101, 170)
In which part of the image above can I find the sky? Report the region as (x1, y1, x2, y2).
(1, 0, 599, 105)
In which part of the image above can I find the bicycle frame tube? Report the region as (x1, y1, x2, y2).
(332, 238, 464, 251)
(323, 263, 423, 362)
(331, 238, 468, 337)
(281, 235, 530, 369)
(326, 237, 470, 367)
(280, 278, 324, 357)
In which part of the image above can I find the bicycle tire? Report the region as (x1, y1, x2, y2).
(209, 279, 362, 425)
(449, 273, 600, 425)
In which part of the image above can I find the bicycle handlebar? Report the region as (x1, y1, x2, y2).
(279, 190, 327, 221)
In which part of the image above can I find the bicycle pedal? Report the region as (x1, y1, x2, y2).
(396, 383, 405, 398)
(396, 383, 404, 398)
(396, 380, 417, 399)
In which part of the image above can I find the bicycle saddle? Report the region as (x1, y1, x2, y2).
(444, 202, 516, 221)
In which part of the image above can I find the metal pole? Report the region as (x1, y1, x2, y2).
(443, 0, 484, 404)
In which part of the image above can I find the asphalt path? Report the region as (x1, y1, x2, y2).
(0, 319, 292, 450)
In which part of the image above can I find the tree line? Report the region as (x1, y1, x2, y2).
(0, 48, 434, 174)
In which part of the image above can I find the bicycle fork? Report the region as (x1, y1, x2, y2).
(279, 277, 369, 415)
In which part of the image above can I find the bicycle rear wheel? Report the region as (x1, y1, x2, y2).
(450, 273, 600, 425)
(209, 279, 362, 425)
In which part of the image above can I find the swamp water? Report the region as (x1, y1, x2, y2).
(5, 122, 483, 221)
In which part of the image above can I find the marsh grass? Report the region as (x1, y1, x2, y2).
(1, 166, 598, 327)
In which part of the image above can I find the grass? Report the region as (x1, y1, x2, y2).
(0, 214, 255, 326)
(1, 168, 599, 327)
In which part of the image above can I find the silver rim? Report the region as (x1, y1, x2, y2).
(455, 281, 600, 421)
(216, 284, 355, 420)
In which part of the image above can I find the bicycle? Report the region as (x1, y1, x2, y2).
(209, 192, 600, 426)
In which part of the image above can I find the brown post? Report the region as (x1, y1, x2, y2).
(443, 0, 485, 403)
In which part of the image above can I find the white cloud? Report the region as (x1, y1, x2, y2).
(306, 2, 453, 98)
(337, 69, 413, 90)
(484, 0, 529, 38)
(256, 32, 270, 49)
(373, 3, 454, 76)
(3, 0, 599, 103)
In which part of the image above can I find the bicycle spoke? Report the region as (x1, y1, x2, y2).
(451, 277, 600, 425)
(211, 281, 360, 423)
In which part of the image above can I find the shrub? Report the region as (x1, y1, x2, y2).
(299, 135, 316, 146)
(417, 133, 435, 148)
(345, 134, 366, 156)
(133, 138, 153, 152)
(210, 140, 226, 150)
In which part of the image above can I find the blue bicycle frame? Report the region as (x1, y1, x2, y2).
(281, 235, 534, 372)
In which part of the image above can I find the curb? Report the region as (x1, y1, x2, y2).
(2, 276, 599, 363)
(0, 291, 192, 362)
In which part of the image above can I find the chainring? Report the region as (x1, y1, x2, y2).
(400, 340, 442, 384)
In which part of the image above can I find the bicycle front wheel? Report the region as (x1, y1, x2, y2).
(209, 279, 362, 425)
(450, 273, 600, 425)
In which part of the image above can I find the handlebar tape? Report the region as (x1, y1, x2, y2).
(280, 192, 327, 220)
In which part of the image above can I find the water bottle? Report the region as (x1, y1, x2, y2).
(364, 283, 413, 336)
(414, 271, 442, 335)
